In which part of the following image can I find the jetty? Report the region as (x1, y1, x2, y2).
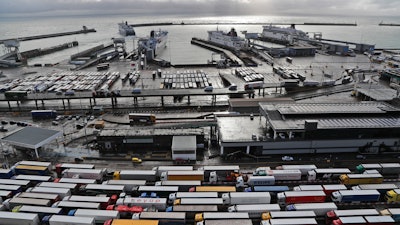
(0, 26, 96, 44)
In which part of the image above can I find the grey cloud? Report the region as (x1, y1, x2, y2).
(0, 0, 399, 17)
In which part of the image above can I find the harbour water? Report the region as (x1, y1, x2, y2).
(1, 14, 400, 67)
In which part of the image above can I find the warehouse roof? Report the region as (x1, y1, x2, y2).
(1, 126, 62, 149)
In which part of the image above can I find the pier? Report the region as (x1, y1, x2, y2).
(0, 26, 96, 44)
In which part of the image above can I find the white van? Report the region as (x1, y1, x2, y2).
(132, 88, 141, 94)
(204, 86, 213, 92)
(228, 84, 237, 91)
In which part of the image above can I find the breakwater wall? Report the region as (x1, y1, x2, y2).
(0, 27, 96, 44)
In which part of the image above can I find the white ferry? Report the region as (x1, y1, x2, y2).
(261, 24, 308, 45)
(118, 21, 135, 36)
(207, 28, 247, 51)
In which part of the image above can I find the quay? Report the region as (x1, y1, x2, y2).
(0, 26, 96, 44)
(20, 41, 79, 60)
(191, 38, 244, 65)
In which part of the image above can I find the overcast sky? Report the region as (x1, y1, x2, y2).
(1, 0, 399, 17)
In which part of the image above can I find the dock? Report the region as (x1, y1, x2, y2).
(0, 26, 96, 44)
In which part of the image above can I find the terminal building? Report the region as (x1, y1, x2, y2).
(218, 102, 400, 155)
(96, 127, 205, 160)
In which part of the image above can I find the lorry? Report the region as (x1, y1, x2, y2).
(262, 210, 316, 220)
(62, 168, 106, 182)
(339, 173, 383, 185)
(160, 171, 204, 181)
(132, 212, 186, 225)
(331, 190, 380, 203)
(228, 204, 281, 219)
(221, 192, 271, 205)
(27, 186, 71, 198)
(14, 175, 52, 183)
(261, 218, 318, 225)
(380, 208, 400, 222)
(80, 184, 126, 196)
(12, 205, 62, 219)
(63, 195, 117, 210)
(198, 165, 240, 182)
(276, 164, 317, 176)
(293, 185, 323, 191)
(104, 219, 159, 225)
(14, 192, 60, 203)
(55, 163, 95, 177)
(113, 170, 157, 181)
(195, 212, 249, 222)
(103, 180, 147, 191)
(0, 184, 22, 195)
(68, 209, 120, 224)
(44, 215, 95, 225)
(331, 216, 367, 225)
(356, 163, 400, 175)
(56, 178, 97, 186)
(3, 197, 52, 210)
(236, 176, 275, 187)
(286, 202, 337, 217)
(155, 180, 201, 191)
(244, 185, 289, 193)
(14, 165, 50, 176)
(31, 110, 57, 120)
(277, 191, 326, 207)
(152, 166, 193, 177)
(384, 189, 400, 203)
(135, 186, 179, 198)
(352, 183, 398, 197)
(0, 211, 40, 225)
(265, 170, 302, 181)
(307, 168, 351, 181)
(364, 216, 395, 224)
(0, 168, 14, 179)
(116, 197, 167, 211)
(322, 184, 347, 196)
(52, 201, 101, 211)
(37, 182, 78, 193)
(173, 198, 223, 207)
(326, 209, 380, 225)
(197, 219, 252, 225)
(189, 186, 236, 193)
(166, 205, 218, 219)
(168, 192, 218, 204)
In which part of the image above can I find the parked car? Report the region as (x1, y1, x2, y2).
(282, 156, 294, 161)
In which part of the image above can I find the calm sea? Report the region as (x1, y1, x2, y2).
(1, 14, 400, 65)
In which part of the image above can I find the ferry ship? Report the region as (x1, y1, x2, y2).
(261, 24, 308, 45)
(118, 21, 135, 36)
(150, 30, 168, 56)
(207, 28, 247, 51)
(138, 29, 168, 60)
